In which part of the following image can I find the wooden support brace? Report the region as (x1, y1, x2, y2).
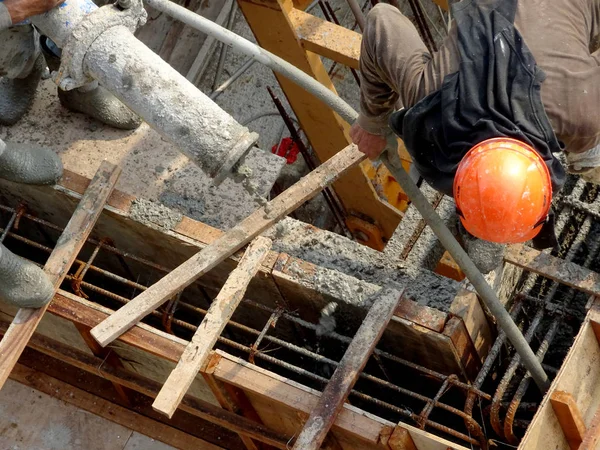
(238, 0, 403, 240)
(387, 426, 418, 450)
(289, 9, 361, 69)
(203, 354, 271, 450)
(153, 236, 272, 418)
(581, 403, 600, 450)
(0, 161, 120, 389)
(505, 244, 600, 297)
(90, 144, 365, 348)
(291, 284, 403, 449)
(0, 321, 291, 449)
(550, 391, 586, 450)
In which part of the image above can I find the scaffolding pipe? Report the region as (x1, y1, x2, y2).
(344, 0, 366, 31)
(31, 0, 260, 184)
(143, 0, 549, 392)
(143, 0, 358, 124)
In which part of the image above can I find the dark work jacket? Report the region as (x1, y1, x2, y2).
(389, 0, 566, 249)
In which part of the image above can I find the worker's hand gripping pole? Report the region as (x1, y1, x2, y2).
(379, 141, 550, 392)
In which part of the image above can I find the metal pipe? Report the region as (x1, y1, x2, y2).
(344, 0, 366, 31)
(212, 1, 238, 91)
(143, 0, 358, 124)
(210, 58, 257, 100)
(31, 0, 260, 184)
(380, 152, 549, 391)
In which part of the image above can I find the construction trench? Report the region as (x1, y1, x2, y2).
(1, 0, 600, 449)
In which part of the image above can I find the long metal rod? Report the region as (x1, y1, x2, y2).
(344, 0, 366, 31)
(212, 1, 238, 91)
(380, 152, 549, 391)
(143, 0, 358, 124)
(210, 58, 257, 100)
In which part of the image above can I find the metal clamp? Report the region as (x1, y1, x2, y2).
(55, 0, 147, 90)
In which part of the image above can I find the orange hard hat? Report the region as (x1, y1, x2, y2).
(453, 137, 552, 244)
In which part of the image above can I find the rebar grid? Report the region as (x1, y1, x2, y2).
(467, 176, 600, 448)
(0, 201, 485, 447)
(3, 176, 599, 448)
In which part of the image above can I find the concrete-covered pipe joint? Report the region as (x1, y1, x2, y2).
(32, 0, 98, 48)
(32, 0, 259, 182)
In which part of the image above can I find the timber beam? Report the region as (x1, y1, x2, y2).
(237, 0, 404, 242)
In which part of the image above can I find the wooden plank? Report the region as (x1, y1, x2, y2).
(90, 144, 365, 348)
(213, 350, 470, 450)
(449, 290, 493, 362)
(581, 404, 600, 450)
(0, 161, 120, 389)
(51, 291, 186, 363)
(505, 244, 600, 297)
(550, 391, 586, 450)
(203, 356, 266, 450)
(292, 285, 403, 449)
(387, 426, 417, 450)
(153, 237, 272, 418)
(9, 364, 223, 450)
(442, 316, 481, 381)
(290, 9, 360, 69)
(238, 0, 403, 240)
(0, 321, 292, 449)
(396, 297, 447, 332)
(520, 309, 600, 449)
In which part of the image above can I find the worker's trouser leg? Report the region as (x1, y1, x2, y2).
(357, 3, 459, 134)
(516, 0, 600, 156)
(0, 25, 40, 79)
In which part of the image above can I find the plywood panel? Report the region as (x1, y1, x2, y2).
(0, 300, 93, 356)
(520, 309, 600, 449)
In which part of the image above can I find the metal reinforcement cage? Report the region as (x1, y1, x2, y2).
(2, 168, 600, 449)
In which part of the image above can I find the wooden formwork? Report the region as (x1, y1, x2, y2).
(520, 305, 600, 449)
(0, 172, 487, 449)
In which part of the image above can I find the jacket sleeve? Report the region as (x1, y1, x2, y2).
(356, 17, 399, 136)
(356, 4, 432, 136)
(0, 3, 12, 31)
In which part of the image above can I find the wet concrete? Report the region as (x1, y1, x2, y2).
(266, 217, 461, 311)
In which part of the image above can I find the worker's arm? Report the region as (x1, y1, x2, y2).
(350, 7, 401, 160)
(350, 4, 433, 159)
(0, 0, 64, 30)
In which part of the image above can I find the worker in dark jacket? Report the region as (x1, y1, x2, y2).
(351, 0, 599, 272)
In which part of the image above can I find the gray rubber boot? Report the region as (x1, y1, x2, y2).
(0, 141, 63, 185)
(456, 221, 506, 274)
(0, 55, 44, 126)
(0, 244, 54, 308)
(57, 85, 143, 130)
(40, 37, 142, 131)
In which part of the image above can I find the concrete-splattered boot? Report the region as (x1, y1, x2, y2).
(0, 244, 54, 308)
(0, 54, 44, 126)
(41, 37, 142, 130)
(0, 140, 63, 185)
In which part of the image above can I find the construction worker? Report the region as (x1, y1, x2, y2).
(0, 0, 65, 308)
(351, 0, 598, 272)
